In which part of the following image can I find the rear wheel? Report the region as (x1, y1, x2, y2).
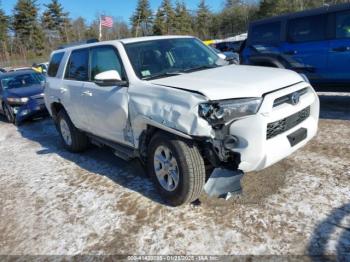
(148, 132, 206, 206)
(57, 110, 89, 152)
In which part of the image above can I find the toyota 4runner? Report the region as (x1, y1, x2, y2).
(45, 36, 320, 206)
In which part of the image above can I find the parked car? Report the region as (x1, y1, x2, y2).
(39, 62, 49, 73)
(242, 3, 350, 87)
(0, 70, 47, 124)
(215, 40, 246, 53)
(8, 67, 33, 73)
(210, 46, 240, 64)
(45, 36, 319, 206)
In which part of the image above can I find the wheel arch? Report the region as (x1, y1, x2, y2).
(248, 56, 286, 69)
(50, 102, 66, 122)
(138, 122, 196, 164)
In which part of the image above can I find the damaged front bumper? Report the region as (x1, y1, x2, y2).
(205, 83, 320, 173)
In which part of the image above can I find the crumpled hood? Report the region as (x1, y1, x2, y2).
(150, 65, 304, 100)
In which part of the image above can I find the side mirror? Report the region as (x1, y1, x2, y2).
(217, 53, 227, 60)
(94, 70, 127, 86)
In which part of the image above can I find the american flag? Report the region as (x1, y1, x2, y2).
(100, 15, 113, 28)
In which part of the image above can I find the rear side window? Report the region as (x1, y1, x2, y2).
(65, 49, 89, 81)
(287, 15, 327, 43)
(90, 46, 126, 81)
(336, 11, 350, 39)
(48, 52, 64, 77)
(251, 22, 281, 44)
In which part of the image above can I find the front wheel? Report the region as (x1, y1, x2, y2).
(148, 132, 206, 206)
(3, 103, 15, 124)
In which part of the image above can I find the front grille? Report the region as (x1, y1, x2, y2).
(267, 107, 310, 140)
(273, 88, 308, 107)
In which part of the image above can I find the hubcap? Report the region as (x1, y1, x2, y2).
(60, 118, 72, 146)
(153, 145, 180, 192)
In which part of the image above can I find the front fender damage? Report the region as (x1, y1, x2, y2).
(128, 83, 244, 199)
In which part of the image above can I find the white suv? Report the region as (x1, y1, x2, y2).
(45, 36, 319, 206)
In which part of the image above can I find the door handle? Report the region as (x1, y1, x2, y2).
(284, 50, 298, 55)
(60, 87, 67, 94)
(82, 91, 92, 97)
(332, 46, 350, 52)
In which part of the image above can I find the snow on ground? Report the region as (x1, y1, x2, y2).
(0, 93, 349, 257)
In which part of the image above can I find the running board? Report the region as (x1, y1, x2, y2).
(87, 134, 137, 161)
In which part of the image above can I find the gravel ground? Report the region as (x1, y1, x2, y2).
(0, 93, 349, 257)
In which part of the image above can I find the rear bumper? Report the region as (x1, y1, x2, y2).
(229, 83, 319, 172)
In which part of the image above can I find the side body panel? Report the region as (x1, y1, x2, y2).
(82, 82, 131, 146)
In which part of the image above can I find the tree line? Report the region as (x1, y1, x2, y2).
(0, 0, 349, 65)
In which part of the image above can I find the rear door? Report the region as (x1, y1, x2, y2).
(62, 48, 90, 131)
(328, 10, 350, 82)
(82, 45, 131, 145)
(282, 14, 329, 82)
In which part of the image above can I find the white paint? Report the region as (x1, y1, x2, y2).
(45, 35, 319, 175)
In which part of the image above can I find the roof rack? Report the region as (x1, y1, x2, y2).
(57, 39, 99, 50)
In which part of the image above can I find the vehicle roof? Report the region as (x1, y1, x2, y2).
(251, 3, 350, 25)
(0, 70, 37, 78)
(52, 35, 194, 53)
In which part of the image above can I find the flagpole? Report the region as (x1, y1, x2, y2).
(99, 16, 102, 41)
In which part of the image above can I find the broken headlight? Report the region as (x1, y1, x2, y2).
(199, 98, 262, 126)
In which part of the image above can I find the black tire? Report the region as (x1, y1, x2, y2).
(56, 110, 89, 152)
(3, 103, 15, 124)
(147, 132, 206, 206)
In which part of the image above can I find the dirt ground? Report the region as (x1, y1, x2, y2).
(0, 92, 349, 257)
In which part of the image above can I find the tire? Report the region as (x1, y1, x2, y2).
(147, 132, 206, 206)
(3, 103, 15, 124)
(56, 110, 89, 152)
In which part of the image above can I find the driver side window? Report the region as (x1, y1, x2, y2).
(90, 46, 126, 81)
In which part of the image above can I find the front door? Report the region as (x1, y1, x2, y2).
(82, 45, 131, 145)
(282, 14, 329, 82)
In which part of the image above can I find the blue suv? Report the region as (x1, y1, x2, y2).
(242, 3, 350, 87)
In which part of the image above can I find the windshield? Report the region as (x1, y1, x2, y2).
(1, 72, 44, 90)
(125, 38, 225, 80)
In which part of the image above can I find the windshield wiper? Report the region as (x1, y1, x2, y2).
(143, 72, 181, 81)
(182, 65, 218, 73)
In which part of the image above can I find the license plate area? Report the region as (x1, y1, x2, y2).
(287, 128, 307, 147)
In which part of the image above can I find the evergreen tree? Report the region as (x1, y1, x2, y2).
(0, 8, 8, 43)
(12, 0, 44, 55)
(0, 4, 9, 61)
(42, 0, 70, 42)
(225, 0, 241, 8)
(174, 1, 193, 35)
(153, 0, 176, 35)
(130, 0, 153, 37)
(195, 0, 212, 40)
(70, 17, 87, 41)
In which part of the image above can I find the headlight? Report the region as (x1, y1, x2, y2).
(300, 73, 310, 84)
(7, 97, 29, 104)
(199, 98, 262, 126)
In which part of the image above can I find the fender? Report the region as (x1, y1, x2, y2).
(247, 55, 286, 69)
